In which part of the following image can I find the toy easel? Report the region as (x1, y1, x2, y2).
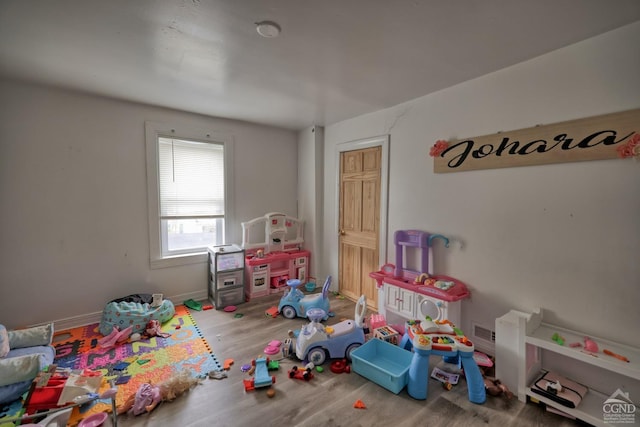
(241, 212, 304, 254)
(394, 230, 449, 278)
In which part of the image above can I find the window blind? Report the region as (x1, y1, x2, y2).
(158, 137, 225, 218)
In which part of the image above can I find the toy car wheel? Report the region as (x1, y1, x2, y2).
(289, 366, 298, 378)
(307, 347, 327, 366)
(345, 343, 361, 361)
(281, 305, 297, 319)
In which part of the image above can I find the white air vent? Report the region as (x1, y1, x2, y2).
(472, 323, 496, 354)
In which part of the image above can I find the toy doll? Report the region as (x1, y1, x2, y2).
(117, 369, 200, 416)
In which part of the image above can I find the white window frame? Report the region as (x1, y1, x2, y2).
(145, 121, 235, 269)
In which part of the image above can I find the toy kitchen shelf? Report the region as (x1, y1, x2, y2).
(245, 249, 310, 299)
(207, 244, 245, 310)
(497, 308, 640, 427)
(369, 230, 470, 329)
(241, 212, 310, 300)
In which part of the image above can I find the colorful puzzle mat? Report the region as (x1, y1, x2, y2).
(1, 304, 220, 426)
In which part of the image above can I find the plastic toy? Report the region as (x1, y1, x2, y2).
(401, 319, 486, 403)
(264, 339, 282, 355)
(603, 349, 630, 362)
(584, 336, 599, 353)
(278, 276, 332, 320)
(78, 412, 108, 427)
(243, 357, 276, 391)
(293, 295, 367, 365)
(265, 306, 279, 318)
(551, 332, 565, 345)
(330, 359, 351, 374)
(288, 365, 314, 381)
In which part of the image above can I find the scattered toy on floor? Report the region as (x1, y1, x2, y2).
(98, 325, 133, 348)
(264, 340, 282, 355)
(353, 399, 366, 409)
(265, 306, 279, 318)
(209, 370, 228, 380)
(117, 369, 200, 416)
(183, 299, 203, 311)
(145, 319, 170, 338)
(483, 377, 513, 399)
(288, 365, 314, 381)
(223, 358, 234, 370)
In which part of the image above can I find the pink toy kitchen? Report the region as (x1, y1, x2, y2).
(242, 212, 310, 300)
(370, 229, 470, 331)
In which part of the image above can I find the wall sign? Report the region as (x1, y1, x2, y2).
(431, 109, 640, 173)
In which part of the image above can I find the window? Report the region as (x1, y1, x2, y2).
(146, 122, 234, 268)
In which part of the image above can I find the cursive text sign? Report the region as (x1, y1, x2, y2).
(433, 109, 640, 173)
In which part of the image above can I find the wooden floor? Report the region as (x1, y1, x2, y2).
(107, 293, 586, 427)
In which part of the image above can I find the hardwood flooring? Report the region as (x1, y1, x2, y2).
(108, 293, 586, 427)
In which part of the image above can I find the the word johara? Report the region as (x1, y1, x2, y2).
(441, 130, 634, 169)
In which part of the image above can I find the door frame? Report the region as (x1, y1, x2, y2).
(334, 135, 390, 280)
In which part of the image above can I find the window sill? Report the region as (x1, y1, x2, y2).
(150, 252, 207, 269)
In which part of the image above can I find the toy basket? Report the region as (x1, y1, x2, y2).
(304, 277, 316, 292)
(351, 339, 412, 394)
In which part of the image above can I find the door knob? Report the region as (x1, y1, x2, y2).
(339, 229, 346, 236)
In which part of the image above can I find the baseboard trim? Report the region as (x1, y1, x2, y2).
(50, 290, 208, 331)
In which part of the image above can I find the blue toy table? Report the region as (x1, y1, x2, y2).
(402, 321, 486, 404)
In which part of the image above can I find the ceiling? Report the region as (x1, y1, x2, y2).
(1, 1, 639, 131)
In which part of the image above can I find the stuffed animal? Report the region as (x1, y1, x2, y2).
(483, 376, 513, 399)
(145, 319, 170, 338)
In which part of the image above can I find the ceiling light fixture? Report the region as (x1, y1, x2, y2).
(255, 21, 281, 38)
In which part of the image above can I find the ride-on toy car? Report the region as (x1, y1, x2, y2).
(294, 294, 367, 365)
(278, 276, 332, 320)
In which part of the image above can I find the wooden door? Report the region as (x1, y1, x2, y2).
(339, 146, 381, 311)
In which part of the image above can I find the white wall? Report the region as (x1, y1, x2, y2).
(322, 22, 640, 347)
(0, 80, 298, 329)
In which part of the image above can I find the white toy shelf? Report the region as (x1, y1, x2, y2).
(495, 308, 640, 426)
